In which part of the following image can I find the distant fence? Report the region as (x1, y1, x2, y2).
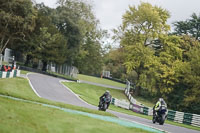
(48, 63, 78, 78)
(111, 80, 200, 127)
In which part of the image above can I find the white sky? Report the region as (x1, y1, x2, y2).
(35, 0, 200, 31)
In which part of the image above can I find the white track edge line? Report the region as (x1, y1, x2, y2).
(59, 80, 95, 107)
(26, 73, 41, 98)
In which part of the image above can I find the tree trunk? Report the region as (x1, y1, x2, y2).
(24, 55, 32, 66)
(0, 37, 10, 54)
(42, 60, 47, 72)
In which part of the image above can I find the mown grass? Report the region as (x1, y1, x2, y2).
(0, 77, 114, 117)
(62, 82, 129, 107)
(63, 82, 200, 131)
(133, 95, 155, 107)
(48, 71, 77, 81)
(77, 74, 126, 88)
(20, 70, 31, 75)
(0, 97, 153, 133)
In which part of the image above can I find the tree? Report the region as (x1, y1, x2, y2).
(53, 1, 85, 65)
(55, 0, 105, 74)
(173, 13, 200, 41)
(182, 46, 200, 114)
(36, 27, 67, 71)
(0, 0, 37, 53)
(119, 2, 170, 46)
(103, 47, 126, 79)
(114, 3, 171, 95)
(13, 3, 68, 70)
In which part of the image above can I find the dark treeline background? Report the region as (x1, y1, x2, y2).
(0, 1, 199, 114)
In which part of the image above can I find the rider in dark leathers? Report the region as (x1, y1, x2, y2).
(99, 90, 112, 109)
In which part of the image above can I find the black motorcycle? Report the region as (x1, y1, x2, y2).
(98, 97, 110, 111)
(152, 107, 167, 125)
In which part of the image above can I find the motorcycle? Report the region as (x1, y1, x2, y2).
(98, 97, 110, 111)
(152, 106, 167, 125)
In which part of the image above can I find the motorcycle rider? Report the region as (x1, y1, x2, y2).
(153, 98, 167, 116)
(98, 90, 112, 109)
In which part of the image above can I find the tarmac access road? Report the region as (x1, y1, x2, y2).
(27, 73, 199, 133)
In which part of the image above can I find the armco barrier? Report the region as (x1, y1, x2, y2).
(166, 111, 200, 127)
(14, 70, 17, 77)
(112, 96, 200, 127)
(143, 106, 149, 115)
(112, 98, 130, 110)
(167, 110, 176, 121)
(0, 70, 20, 79)
(131, 103, 143, 113)
(174, 111, 184, 123)
(0, 71, 2, 78)
(111, 97, 115, 105)
(192, 114, 200, 127)
(6, 71, 10, 78)
(2, 71, 7, 78)
(183, 113, 193, 125)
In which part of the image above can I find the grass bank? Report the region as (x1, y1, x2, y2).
(0, 97, 153, 133)
(20, 70, 31, 75)
(77, 74, 126, 88)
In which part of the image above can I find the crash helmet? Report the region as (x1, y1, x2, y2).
(159, 98, 163, 102)
(106, 90, 110, 93)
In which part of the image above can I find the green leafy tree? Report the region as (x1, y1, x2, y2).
(173, 13, 200, 40)
(55, 0, 105, 74)
(182, 46, 200, 114)
(118, 2, 170, 46)
(15, 3, 67, 70)
(103, 47, 126, 79)
(0, 0, 37, 53)
(114, 2, 171, 95)
(36, 27, 67, 71)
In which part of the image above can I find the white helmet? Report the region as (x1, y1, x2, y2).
(159, 98, 163, 102)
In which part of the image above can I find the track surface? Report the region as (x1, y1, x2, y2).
(27, 73, 199, 133)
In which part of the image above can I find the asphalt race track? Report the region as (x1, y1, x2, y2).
(27, 73, 199, 133)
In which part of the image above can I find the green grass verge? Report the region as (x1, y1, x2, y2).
(62, 82, 129, 107)
(0, 97, 152, 133)
(63, 82, 200, 131)
(133, 95, 155, 107)
(0, 77, 114, 117)
(20, 70, 31, 75)
(77, 74, 126, 88)
(48, 71, 77, 81)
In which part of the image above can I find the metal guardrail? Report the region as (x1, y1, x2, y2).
(0, 70, 20, 78)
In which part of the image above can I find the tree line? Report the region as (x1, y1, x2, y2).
(103, 2, 200, 114)
(0, 0, 105, 74)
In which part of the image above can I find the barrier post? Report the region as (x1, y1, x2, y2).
(183, 113, 193, 125)
(0, 71, 2, 78)
(111, 98, 115, 105)
(167, 110, 176, 121)
(143, 106, 149, 115)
